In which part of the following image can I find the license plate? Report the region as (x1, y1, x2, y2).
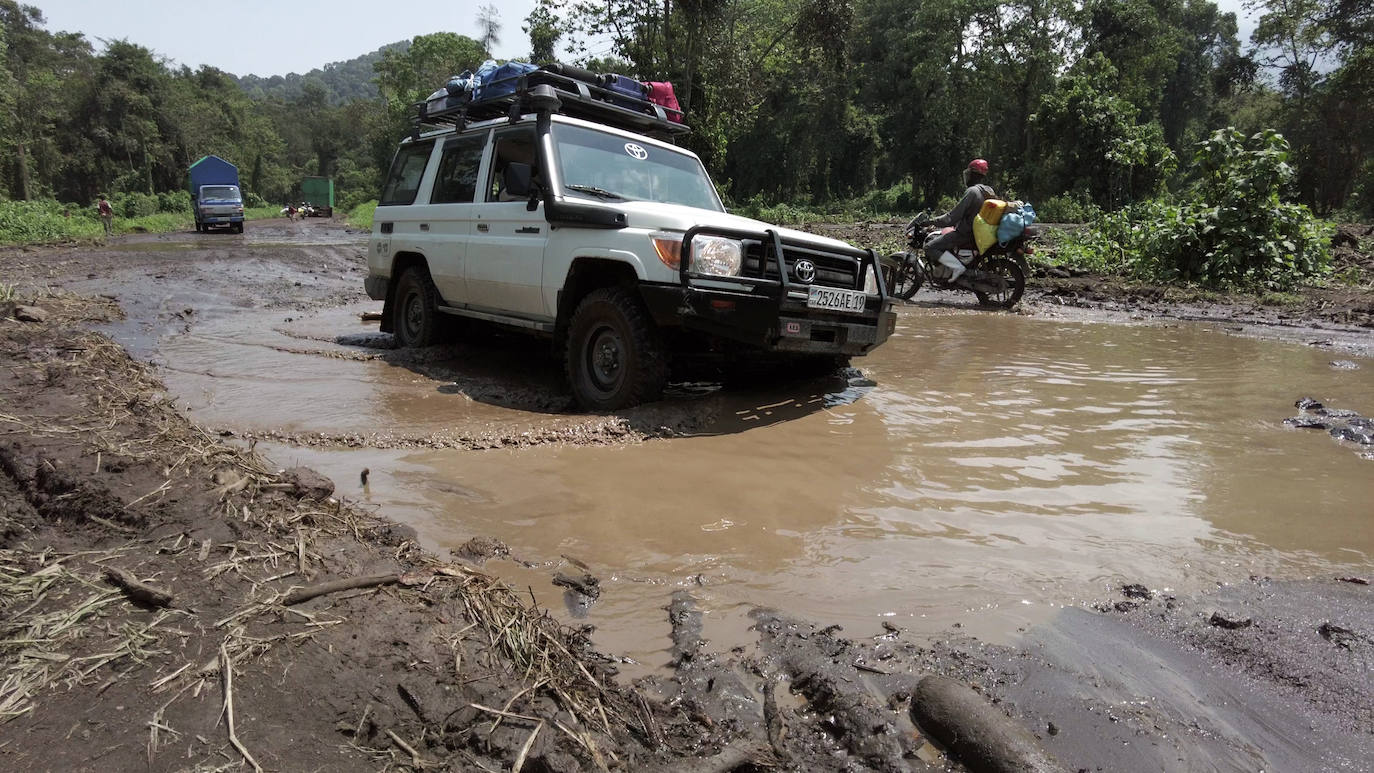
(806, 286, 866, 314)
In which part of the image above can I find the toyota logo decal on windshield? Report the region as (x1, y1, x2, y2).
(794, 259, 817, 284)
(624, 143, 649, 160)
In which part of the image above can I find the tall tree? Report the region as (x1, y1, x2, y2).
(478, 4, 502, 58)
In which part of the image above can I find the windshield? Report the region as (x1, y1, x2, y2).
(552, 124, 723, 212)
(202, 186, 240, 200)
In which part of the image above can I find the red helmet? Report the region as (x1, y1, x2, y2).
(967, 158, 989, 175)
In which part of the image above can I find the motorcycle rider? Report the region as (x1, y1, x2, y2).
(916, 158, 995, 283)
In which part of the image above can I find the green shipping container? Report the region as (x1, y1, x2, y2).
(301, 177, 334, 207)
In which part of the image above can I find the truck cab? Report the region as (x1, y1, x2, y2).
(366, 75, 895, 410)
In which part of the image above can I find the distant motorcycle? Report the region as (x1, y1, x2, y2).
(280, 204, 300, 221)
(881, 213, 1038, 308)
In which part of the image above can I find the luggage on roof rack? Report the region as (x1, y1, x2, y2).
(410, 68, 688, 139)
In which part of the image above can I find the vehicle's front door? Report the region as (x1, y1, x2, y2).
(465, 126, 550, 319)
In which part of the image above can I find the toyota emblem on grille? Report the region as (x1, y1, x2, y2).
(794, 259, 817, 284)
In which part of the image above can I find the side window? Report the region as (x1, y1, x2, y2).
(485, 127, 538, 202)
(378, 140, 435, 206)
(430, 134, 486, 204)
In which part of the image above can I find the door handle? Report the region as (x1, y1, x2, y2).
(419, 223, 429, 231)
(477, 223, 489, 232)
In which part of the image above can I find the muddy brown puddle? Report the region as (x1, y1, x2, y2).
(95, 262, 1373, 677)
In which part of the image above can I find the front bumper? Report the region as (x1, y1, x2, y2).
(641, 225, 897, 356)
(641, 283, 895, 354)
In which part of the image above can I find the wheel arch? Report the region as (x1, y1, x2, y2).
(554, 257, 642, 348)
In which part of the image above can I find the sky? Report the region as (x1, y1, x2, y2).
(28, 0, 564, 77)
(30, 0, 1257, 80)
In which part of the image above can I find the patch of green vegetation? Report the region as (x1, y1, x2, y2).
(1053, 129, 1334, 290)
(1256, 290, 1304, 306)
(0, 200, 103, 245)
(347, 200, 378, 230)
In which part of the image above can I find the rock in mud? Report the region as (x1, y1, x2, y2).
(1294, 397, 1324, 411)
(279, 466, 335, 500)
(1208, 611, 1254, 629)
(911, 675, 1066, 773)
(452, 535, 509, 563)
(1329, 360, 1360, 370)
(552, 571, 600, 599)
(1121, 583, 1153, 599)
(11, 305, 48, 323)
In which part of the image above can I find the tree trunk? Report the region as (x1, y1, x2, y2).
(17, 141, 31, 201)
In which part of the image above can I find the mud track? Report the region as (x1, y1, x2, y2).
(0, 220, 1371, 771)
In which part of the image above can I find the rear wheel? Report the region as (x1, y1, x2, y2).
(393, 266, 442, 347)
(885, 252, 922, 300)
(972, 257, 1025, 309)
(566, 286, 667, 411)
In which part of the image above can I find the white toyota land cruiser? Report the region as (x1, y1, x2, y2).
(365, 74, 896, 410)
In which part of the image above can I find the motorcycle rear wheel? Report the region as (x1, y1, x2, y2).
(972, 256, 1025, 309)
(885, 252, 923, 301)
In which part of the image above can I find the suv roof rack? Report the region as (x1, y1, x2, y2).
(411, 70, 690, 141)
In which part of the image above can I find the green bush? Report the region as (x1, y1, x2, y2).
(0, 199, 102, 244)
(1036, 193, 1102, 224)
(1055, 129, 1333, 289)
(157, 191, 192, 213)
(346, 200, 378, 230)
(244, 191, 269, 209)
(112, 192, 159, 218)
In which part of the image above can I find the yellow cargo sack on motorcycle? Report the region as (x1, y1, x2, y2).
(973, 212, 1000, 253)
(977, 198, 1009, 226)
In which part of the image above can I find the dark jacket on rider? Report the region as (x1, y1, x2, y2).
(931, 183, 995, 239)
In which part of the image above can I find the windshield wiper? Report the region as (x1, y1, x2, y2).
(564, 184, 626, 200)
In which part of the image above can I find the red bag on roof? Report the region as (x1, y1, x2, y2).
(643, 81, 683, 123)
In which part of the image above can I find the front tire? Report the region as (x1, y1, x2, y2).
(392, 266, 442, 347)
(886, 252, 923, 300)
(565, 286, 667, 411)
(972, 257, 1025, 309)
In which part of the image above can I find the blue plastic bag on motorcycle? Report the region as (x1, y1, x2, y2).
(997, 203, 1037, 245)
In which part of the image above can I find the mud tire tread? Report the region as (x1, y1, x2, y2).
(565, 286, 667, 411)
(393, 265, 442, 348)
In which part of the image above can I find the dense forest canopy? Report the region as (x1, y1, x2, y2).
(1, 0, 1370, 219)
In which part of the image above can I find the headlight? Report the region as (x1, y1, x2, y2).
(689, 235, 743, 277)
(863, 265, 879, 295)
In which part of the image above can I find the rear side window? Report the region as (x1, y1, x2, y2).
(430, 134, 487, 204)
(379, 141, 435, 206)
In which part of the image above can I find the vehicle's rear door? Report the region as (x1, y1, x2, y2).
(465, 126, 550, 320)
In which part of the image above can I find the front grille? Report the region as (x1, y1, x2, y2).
(742, 243, 859, 290)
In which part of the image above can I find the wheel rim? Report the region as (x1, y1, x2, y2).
(401, 290, 424, 341)
(586, 325, 625, 394)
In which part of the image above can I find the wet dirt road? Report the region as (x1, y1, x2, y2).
(20, 221, 1374, 674)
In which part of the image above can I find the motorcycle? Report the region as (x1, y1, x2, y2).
(280, 204, 300, 221)
(881, 213, 1039, 308)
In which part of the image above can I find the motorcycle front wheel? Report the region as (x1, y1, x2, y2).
(972, 256, 1025, 309)
(885, 252, 923, 301)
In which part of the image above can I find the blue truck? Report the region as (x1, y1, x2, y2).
(187, 155, 245, 233)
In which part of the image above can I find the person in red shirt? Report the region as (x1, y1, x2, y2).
(97, 195, 114, 235)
